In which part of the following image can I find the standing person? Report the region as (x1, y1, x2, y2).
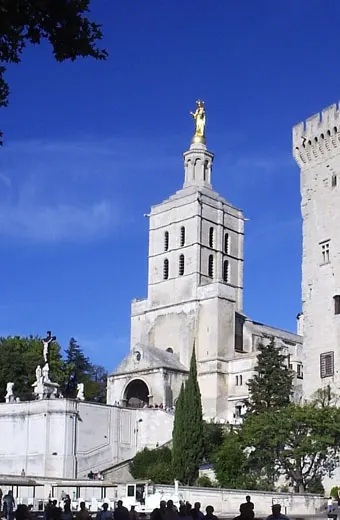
(76, 502, 90, 520)
(204, 506, 218, 520)
(3, 490, 15, 520)
(328, 497, 334, 515)
(266, 504, 290, 520)
(60, 504, 73, 520)
(97, 503, 113, 520)
(129, 506, 138, 520)
(193, 504, 204, 520)
(241, 497, 254, 515)
(233, 504, 254, 520)
(151, 500, 166, 520)
(114, 501, 130, 520)
(165, 501, 177, 520)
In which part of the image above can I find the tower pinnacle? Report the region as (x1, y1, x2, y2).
(184, 101, 213, 189)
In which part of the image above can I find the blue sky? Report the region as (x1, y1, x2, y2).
(1, 0, 340, 369)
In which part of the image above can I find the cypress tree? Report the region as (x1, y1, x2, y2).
(172, 382, 186, 482)
(182, 346, 204, 485)
(247, 337, 294, 414)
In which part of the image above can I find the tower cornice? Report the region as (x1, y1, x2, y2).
(293, 103, 340, 168)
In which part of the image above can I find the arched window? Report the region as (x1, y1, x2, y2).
(223, 260, 229, 282)
(166, 347, 173, 354)
(180, 226, 186, 247)
(179, 254, 185, 276)
(209, 227, 214, 248)
(224, 233, 229, 254)
(164, 231, 169, 252)
(208, 255, 214, 278)
(163, 258, 169, 280)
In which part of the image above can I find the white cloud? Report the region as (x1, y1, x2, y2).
(0, 138, 127, 244)
(0, 199, 116, 243)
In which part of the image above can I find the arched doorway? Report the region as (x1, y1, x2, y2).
(124, 379, 149, 408)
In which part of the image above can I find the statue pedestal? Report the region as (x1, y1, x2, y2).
(33, 380, 60, 400)
(32, 364, 60, 400)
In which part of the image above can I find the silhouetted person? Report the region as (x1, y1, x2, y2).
(233, 504, 254, 520)
(97, 503, 112, 520)
(76, 502, 90, 520)
(114, 501, 130, 520)
(61, 504, 73, 520)
(48, 500, 61, 520)
(3, 491, 15, 520)
(129, 506, 138, 520)
(241, 497, 254, 515)
(151, 500, 166, 520)
(178, 506, 191, 520)
(165, 501, 177, 520)
(15, 504, 30, 520)
(204, 506, 218, 520)
(193, 504, 204, 520)
(266, 504, 289, 520)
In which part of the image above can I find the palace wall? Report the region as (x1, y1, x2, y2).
(0, 399, 174, 478)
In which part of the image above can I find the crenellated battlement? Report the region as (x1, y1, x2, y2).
(293, 103, 340, 167)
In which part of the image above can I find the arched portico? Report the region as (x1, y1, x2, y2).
(123, 378, 150, 408)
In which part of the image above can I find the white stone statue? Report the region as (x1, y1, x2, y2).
(35, 365, 42, 383)
(42, 363, 50, 382)
(42, 331, 56, 364)
(76, 383, 85, 401)
(5, 382, 14, 403)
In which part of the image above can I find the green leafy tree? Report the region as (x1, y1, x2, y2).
(213, 429, 255, 490)
(62, 337, 91, 397)
(172, 347, 204, 485)
(241, 339, 294, 487)
(0, 0, 107, 143)
(0, 335, 63, 401)
(246, 338, 294, 415)
(242, 403, 340, 492)
(202, 422, 224, 462)
(196, 475, 214, 487)
(129, 446, 173, 484)
(330, 486, 339, 499)
(172, 382, 186, 482)
(86, 364, 107, 403)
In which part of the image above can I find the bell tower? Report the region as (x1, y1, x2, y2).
(129, 101, 245, 417)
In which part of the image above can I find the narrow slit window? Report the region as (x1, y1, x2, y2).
(179, 254, 185, 276)
(223, 260, 229, 282)
(164, 231, 169, 252)
(180, 226, 185, 247)
(209, 227, 214, 248)
(239, 375, 243, 385)
(224, 233, 229, 254)
(163, 259, 169, 280)
(235, 375, 239, 386)
(208, 255, 214, 278)
(332, 175, 337, 188)
(334, 295, 340, 315)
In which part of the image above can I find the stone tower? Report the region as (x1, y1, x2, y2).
(293, 103, 340, 398)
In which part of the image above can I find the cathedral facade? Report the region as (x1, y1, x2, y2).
(107, 105, 303, 424)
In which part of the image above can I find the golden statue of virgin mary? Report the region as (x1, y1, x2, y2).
(190, 100, 206, 144)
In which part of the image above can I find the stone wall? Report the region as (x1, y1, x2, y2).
(0, 399, 174, 478)
(149, 484, 325, 517)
